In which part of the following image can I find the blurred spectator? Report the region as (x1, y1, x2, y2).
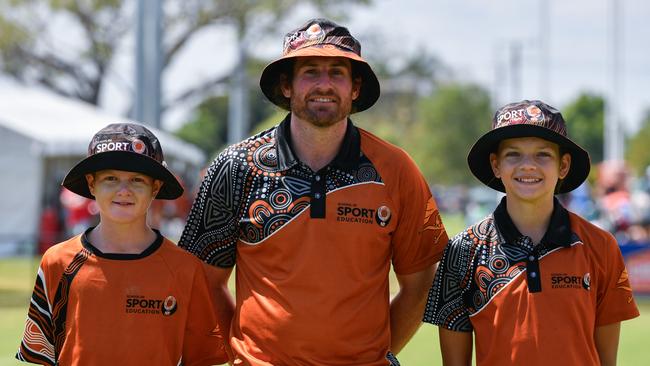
(593, 161, 650, 243)
(148, 174, 193, 242)
(38, 204, 62, 254)
(59, 187, 98, 236)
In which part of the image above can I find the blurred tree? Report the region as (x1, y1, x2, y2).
(175, 58, 277, 159)
(351, 48, 449, 147)
(626, 110, 650, 175)
(0, 0, 370, 111)
(561, 93, 605, 163)
(407, 83, 492, 185)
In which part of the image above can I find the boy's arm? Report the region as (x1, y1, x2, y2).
(389, 264, 436, 354)
(203, 263, 235, 360)
(594, 322, 621, 366)
(439, 328, 473, 366)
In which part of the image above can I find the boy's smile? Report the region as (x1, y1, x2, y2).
(490, 136, 571, 206)
(86, 169, 161, 225)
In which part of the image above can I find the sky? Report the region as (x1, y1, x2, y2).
(101, 0, 650, 135)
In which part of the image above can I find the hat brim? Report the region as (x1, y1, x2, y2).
(467, 124, 591, 193)
(62, 151, 184, 200)
(259, 45, 380, 113)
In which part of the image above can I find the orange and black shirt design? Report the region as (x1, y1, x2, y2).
(424, 197, 585, 331)
(179, 116, 383, 268)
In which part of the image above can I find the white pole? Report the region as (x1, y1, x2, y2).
(605, 0, 624, 161)
(134, 0, 162, 128)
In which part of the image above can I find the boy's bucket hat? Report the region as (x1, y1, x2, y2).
(62, 123, 184, 200)
(259, 18, 380, 113)
(467, 100, 590, 193)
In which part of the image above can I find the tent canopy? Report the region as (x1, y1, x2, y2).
(0, 80, 204, 164)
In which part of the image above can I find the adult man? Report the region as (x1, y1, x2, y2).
(179, 18, 448, 365)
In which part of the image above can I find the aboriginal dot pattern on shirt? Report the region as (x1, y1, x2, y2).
(179, 118, 382, 268)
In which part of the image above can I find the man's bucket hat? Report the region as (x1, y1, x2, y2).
(467, 100, 591, 194)
(62, 122, 184, 200)
(259, 18, 380, 113)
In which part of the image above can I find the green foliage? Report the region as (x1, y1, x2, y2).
(174, 83, 277, 158)
(409, 83, 492, 185)
(175, 96, 229, 158)
(626, 110, 650, 175)
(0, 0, 372, 108)
(561, 93, 605, 163)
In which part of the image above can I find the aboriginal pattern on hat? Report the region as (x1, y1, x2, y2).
(178, 126, 383, 268)
(493, 101, 568, 136)
(282, 20, 361, 56)
(88, 124, 163, 162)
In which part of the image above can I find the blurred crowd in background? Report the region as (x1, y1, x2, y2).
(438, 160, 650, 247)
(37, 161, 650, 255)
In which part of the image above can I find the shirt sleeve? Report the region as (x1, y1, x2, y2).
(178, 151, 241, 268)
(423, 232, 474, 332)
(16, 262, 56, 365)
(390, 151, 449, 274)
(182, 262, 229, 366)
(594, 233, 640, 326)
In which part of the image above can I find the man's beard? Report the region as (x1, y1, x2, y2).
(290, 92, 353, 127)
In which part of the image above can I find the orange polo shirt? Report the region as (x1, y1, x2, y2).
(17, 229, 227, 366)
(180, 116, 448, 365)
(424, 197, 639, 366)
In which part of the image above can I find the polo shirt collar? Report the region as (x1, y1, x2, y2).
(494, 196, 573, 249)
(275, 114, 361, 172)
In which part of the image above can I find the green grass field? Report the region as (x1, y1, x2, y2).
(2, 214, 649, 365)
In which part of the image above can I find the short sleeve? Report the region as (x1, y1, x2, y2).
(179, 152, 241, 268)
(595, 235, 640, 326)
(16, 262, 56, 365)
(182, 262, 229, 366)
(390, 153, 448, 274)
(423, 233, 474, 332)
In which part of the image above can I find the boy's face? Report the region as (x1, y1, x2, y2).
(85, 170, 162, 225)
(489, 137, 571, 206)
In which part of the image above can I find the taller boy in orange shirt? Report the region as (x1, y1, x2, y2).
(423, 100, 639, 366)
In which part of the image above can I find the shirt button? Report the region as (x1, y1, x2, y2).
(314, 175, 321, 182)
(530, 272, 537, 278)
(528, 255, 535, 261)
(314, 193, 322, 199)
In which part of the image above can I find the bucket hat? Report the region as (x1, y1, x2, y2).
(62, 122, 184, 200)
(259, 18, 380, 113)
(467, 100, 590, 193)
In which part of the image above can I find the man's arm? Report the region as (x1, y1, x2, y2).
(439, 327, 473, 366)
(203, 263, 235, 362)
(594, 322, 621, 366)
(389, 264, 436, 354)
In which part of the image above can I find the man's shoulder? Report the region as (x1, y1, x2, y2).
(204, 125, 279, 174)
(357, 127, 410, 157)
(229, 125, 277, 153)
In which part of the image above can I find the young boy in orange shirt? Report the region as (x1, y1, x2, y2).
(423, 100, 639, 365)
(17, 123, 227, 366)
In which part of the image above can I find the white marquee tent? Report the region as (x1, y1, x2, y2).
(0, 80, 205, 254)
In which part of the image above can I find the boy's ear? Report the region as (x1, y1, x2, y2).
(152, 179, 163, 197)
(559, 153, 572, 180)
(489, 153, 501, 178)
(85, 174, 95, 196)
